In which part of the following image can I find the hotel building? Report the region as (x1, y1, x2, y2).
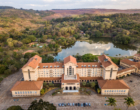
(11, 54, 131, 97)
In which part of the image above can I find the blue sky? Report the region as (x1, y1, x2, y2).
(0, 0, 140, 10)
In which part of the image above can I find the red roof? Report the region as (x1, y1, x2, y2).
(64, 55, 77, 65)
(98, 54, 118, 68)
(98, 80, 129, 89)
(11, 81, 43, 91)
(22, 55, 42, 69)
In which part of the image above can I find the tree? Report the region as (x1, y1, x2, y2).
(82, 81, 86, 86)
(124, 97, 135, 110)
(97, 88, 101, 94)
(40, 89, 45, 95)
(82, 53, 98, 62)
(90, 82, 96, 88)
(7, 106, 23, 110)
(0, 64, 6, 74)
(28, 99, 56, 110)
(106, 97, 117, 107)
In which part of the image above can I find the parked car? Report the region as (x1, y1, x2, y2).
(72, 103, 75, 106)
(85, 103, 88, 106)
(67, 103, 70, 106)
(75, 103, 78, 106)
(70, 103, 72, 106)
(130, 80, 133, 82)
(58, 103, 61, 107)
(83, 103, 86, 107)
(64, 103, 67, 106)
(78, 103, 80, 106)
(88, 103, 91, 106)
(61, 103, 64, 107)
(81, 103, 83, 107)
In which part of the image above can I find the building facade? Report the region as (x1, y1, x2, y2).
(11, 54, 131, 97)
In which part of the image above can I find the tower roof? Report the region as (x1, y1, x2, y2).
(64, 55, 77, 65)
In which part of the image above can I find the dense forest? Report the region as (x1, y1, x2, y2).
(0, 10, 140, 82)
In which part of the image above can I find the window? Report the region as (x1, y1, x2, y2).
(46, 66, 48, 68)
(28, 69, 31, 80)
(50, 66, 52, 68)
(84, 65, 86, 67)
(15, 92, 17, 94)
(82, 65, 83, 67)
(43, 66, 45, 68)
(110, 68, 113, 78)
(57, 66, 59, 67)
(92, 65, 94, 67)
(88, 65, 90, 67)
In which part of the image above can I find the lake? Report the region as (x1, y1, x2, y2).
(54, 38, 137, 61)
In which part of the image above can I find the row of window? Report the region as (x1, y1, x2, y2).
(104, 90, 126, 92)
(15, 91, 37, 94)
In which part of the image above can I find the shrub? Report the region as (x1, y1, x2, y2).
(79, 88, 82, 91)
(43, 88, 47, 92)
(7, 106, 23, 110)
(40, 89, 45, 95)
(82, 81, 86, 86)
(90, 82, 96, 88)
(52, 92, 57, 96)
(97, 88, 101, 94)
(49, 82, 54, 87)
(46, 85, 49, 89)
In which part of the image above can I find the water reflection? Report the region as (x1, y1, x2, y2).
(54, 38, 137, 61)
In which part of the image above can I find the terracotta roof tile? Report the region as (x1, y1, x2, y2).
(22, 55, 42, 69)
(77, 62, 102, 68)
(117, 67, 135, 74)
(98, 54, 118, 68)
(11, 81, 43, 91)
(64, 55, 77, 65)
(98, 80, 129, 89)
(37, 77, 61, 81)
(80, 77, 103, 80)
(38, 62, 63, 69)
(121, 59, 140, 69)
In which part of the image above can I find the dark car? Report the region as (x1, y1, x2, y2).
(75, 103, 78, 106)
(83, 103, 86, 107)
(78, 103, 81, 106)
(64, 103, 67, 106)
(130, 80, 133, 82)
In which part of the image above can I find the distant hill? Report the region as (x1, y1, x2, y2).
(0, 6, 14, 9)
(44, 9, 140, 20)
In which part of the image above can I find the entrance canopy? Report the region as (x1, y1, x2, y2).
(63, 90, 79, 93)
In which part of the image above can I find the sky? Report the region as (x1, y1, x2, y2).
(0, 0, 140, 10)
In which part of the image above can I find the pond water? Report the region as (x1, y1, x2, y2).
(54, 38, 137, 61)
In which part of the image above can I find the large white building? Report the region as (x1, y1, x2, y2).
(11, 54, 130, 97)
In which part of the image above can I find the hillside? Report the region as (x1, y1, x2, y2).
(43, 9, 140, 20)
(0, 9, 54, 33)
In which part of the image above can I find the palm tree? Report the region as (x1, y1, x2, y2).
(124, 97, 135, 110)
(106, 97, 116, 107)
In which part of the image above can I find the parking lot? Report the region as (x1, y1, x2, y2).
(0, 70, 140, 110)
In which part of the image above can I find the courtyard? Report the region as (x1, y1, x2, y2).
(0, 70, 140, 110)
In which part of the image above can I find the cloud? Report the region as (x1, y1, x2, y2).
(0, 0, 139, 10)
